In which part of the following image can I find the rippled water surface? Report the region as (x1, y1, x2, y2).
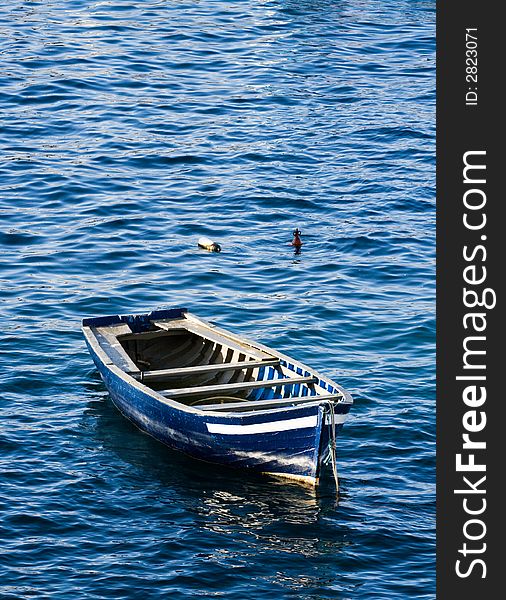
(1, 0, 435, 597)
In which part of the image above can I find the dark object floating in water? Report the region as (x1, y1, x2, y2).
(82, 308, 352, 486)
(291, 228, 302, 248)
(198, 236, 221, 252)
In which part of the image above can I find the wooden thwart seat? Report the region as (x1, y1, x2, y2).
(196, 393, 344, 413)
(135, 358, 280, 382)
(160, 375, 316, 399)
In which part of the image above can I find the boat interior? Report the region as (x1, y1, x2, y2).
(91, 317, 345, 411)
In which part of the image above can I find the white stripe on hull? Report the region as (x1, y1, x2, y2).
(206, 413, 347, 435)
(207, 415, 317, 435)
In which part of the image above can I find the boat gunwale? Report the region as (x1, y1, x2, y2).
(82, 311, 353, 419)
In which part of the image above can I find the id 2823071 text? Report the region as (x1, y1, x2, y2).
(465, 28, 478, 106)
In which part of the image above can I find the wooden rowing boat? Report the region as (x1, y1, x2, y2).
(82, 308, 353, 486)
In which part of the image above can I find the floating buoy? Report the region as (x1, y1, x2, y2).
(291, 228, 302, 248)
(198, 236, 221, 252)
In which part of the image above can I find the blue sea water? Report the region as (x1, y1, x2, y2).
(0, 0, 435, 598)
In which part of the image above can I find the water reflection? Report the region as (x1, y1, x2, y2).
(85, 393, 352, 561)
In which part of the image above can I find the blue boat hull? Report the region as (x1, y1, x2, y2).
(83, 309, 352, 484)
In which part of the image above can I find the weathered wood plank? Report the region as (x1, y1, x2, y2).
(160, 375, 316, 399)
(118, 329, 187, 341)
(196, 393, 344, 412)
(136, 359, 280, 382)
(153, 319, 272, 360)
(94, 325, 140, 374)
(100, 324, 133, 336)
(151, 318, 187, 329)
